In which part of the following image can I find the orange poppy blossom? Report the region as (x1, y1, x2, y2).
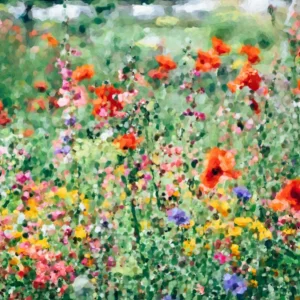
(113, 132, 143, 150)
(72, 65, 95, 82)
(200, 148, 241, 189)
(148, 55, 176, 80)
(270, 179, 300, 211)
(92, 84, 123, 118)
(211, 37, 231, 55)
(155, 55, 177, 71)
(41, 33, 59, 48)
(239, 45, 261, 64)
(227, 62, 262, 93)
(195, 49, 221, 72)
(23, 129, 35, 138)
(0, 110, 11, 126)
(34, 81, 48, 92)
(292, 79, 300, 95)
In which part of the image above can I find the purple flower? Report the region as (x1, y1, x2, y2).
(65, 116, 76, 126)
(54, 145, 71, 155)
(233, 187, 251, 202)
(162, 296, 173, 300)
(167, 208, 190, 226)
(223, 273, 247, 295)
(63, 135, 72, 143)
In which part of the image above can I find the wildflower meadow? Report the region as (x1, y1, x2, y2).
(0, 1, 299, 299)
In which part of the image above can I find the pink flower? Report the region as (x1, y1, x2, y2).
(58, 95, 70, 107)
(214, 252, 230, 264)
(195, 284, 205, 295)
(16, 171, 31, 184)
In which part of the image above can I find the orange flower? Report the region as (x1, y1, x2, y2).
(268, 199, 289, 212)
(292, 79, 300, 95)
(212, 37, 231, 55)
(275, 179, 300, 211)
(34, 81, 48, 92)
(0, 100, 3, 111)
(195, 49, 221, 72)
(240, 45, 260, 64)
(23, 129, 35, 138)
(27, 98, 46, 112)
(93, 84, 123, 117)
(41, 33, 59, 47)
(200, 148, 240, 189)
(113, 133, 143, 150)
(148, 67, 169, 80)
(227, 63, 261, 93)
(29, 30, 38, 38)
(156, 55, 177, 71)
(72, 65, 95, 82)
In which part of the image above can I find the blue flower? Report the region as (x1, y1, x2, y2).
(223, 273, 247, 295)
(167, 208, 190, 226)
(233, 187, 251, 202)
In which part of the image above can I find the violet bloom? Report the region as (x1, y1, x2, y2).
(162, 296, 173, 300)
(65, 116, 76, 126)
(233, 187, 252, 202)
(167, 208, 190, 226)
(223, 273, 247, 296)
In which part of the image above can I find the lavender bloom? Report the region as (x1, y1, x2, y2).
(65, 116, 76, 127)
(54, 145, 71, 155)
(167, 208, 190, 226)
(63, 135, 72, 143)
(223, 273, 247, 296)
(233, 187, 252, 202)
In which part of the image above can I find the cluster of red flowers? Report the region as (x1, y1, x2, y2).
(92, 84, 123, 117)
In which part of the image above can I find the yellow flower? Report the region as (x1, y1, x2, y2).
(210, 200, 229, 217)
(24, 198, 38, 219)
(120, 192, 127, 201)
(183, 239, 196, 256)
(56, 187, 68, 199)
(35, 239, 50, 249)
(74, 225, 87, 239)
(231, 244, 240, 256)
(282, 228, 296, 235)
(12, 231, 22, 239)
(181, 220, 195, 229)
(114, 165, 125, 176)
(234, 217, 252, 227)
(227, 226, 242, 237)
(259, 229, 272, 241)
(9, 257, 19, 266)
(251, 268, 257, 276)
(140, 220, 151, 231)
(102, 199, 112, 209)
(250, 280, 258, 288)
(1, 209, 8, 216)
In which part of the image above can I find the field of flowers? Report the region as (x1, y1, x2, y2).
(0, 4, 299, 300)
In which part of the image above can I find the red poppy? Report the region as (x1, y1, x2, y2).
(228, 63, 261, 93)
(240, 45, 260, 64)
(195, 49, 221, 72)
(249, 97, 260, 114)
(0, 111, 11, 126)
(148, 67, 169, 80)
(200, 148, 241, 189)
(72, 65, 95, 82)
(93, 84, 123, 117)
(113, 132, 143, 150)
(155, 55, 177, 71)
(276, 179, 300, 211)
(212, 37, 231, 55)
